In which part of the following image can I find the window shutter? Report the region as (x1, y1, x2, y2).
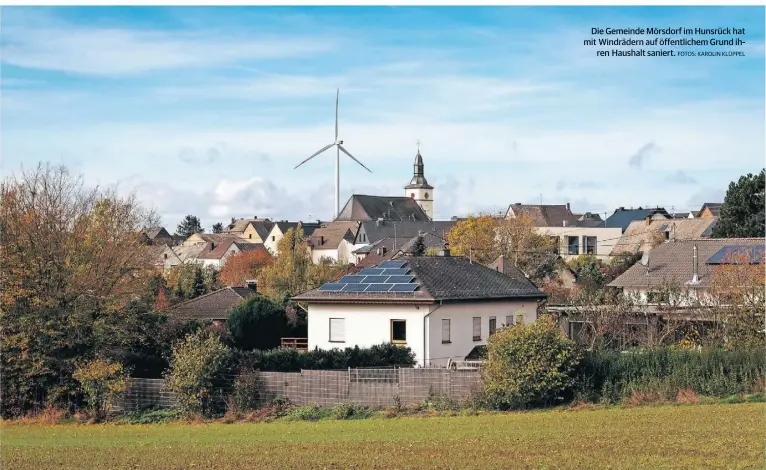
(329, 318, 345, 342)
(442, 319, 450, 342)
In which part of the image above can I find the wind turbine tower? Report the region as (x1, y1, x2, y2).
(294, 89, 372, 219)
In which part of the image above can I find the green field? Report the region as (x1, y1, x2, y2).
(2, 403, 764, 469)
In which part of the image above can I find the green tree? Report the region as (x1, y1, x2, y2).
(176, 215, 204, 238)
(712, 169, 765, 238)
(482, 316, 581, 410)
(165, 330, 231, 417)
(192, 266, 207, 298)
(212, 222, 224, 233)
(228, 297, 295, 350)
(73, 359, 128, 422)
(411, 235, 426, 256)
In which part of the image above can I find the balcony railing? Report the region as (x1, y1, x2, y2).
(281, 337, 308, 351)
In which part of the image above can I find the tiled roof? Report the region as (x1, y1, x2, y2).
(398, 232, 447, 254)
(224, 218, 274, 238)
(274, 221, 300, 234)
(604, 207, 671, 232)
(505, 204, 583, 228)
(611, 217, 719, 255)
(196, 239, 269, 260)
(700, 203, 722, 217)
(608, 238, 765, 289)
(293, 255, 546, 303)
(172, 243, 207, 262)
(359, 220, 455, 244)
(308, 221, 360, 249)
(142, 227, 171, 240)
(336, 195, 431, 222)
(146, 244, 180, 266)
(169, 287, 259, 321)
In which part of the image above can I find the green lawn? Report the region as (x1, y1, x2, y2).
(2, 403, 764, 470)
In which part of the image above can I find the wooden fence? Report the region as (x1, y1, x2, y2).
(115, 368, 483, 411)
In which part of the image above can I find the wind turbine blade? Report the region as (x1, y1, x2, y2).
(335, 88, 339, 142)
(294, 143, 334, 169)
(338, 144, 372, 173)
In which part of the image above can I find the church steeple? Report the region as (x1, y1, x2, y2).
(404, 142, 434, 220)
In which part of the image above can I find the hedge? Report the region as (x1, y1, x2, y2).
(575, 347, 766, 403)
(234, 343, 416, 372)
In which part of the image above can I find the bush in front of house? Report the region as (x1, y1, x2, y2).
(235, 343, 416, 372)
(575, 347, 766, 404)
(164, 329, 231, 417)
(228, 297, 296, 351)
(481, 316, 582, 410)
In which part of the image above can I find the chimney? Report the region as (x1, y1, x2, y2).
(231, 217, 236, 224)
(245, 279, 258, 291)
(691, 244, 699, 284)
(562, 220, 568, 227)
(253, 215, 257, 219)
(645, 215, 651, 225)
(566, 202, 571, 212)
(211, 241, 216, 250)
(619, 207, 625, 211)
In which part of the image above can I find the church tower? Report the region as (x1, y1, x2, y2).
(404, 147, 434, 220)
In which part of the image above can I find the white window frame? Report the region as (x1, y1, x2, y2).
(489, 316, 497, 336)
(505, 315, 514, 327)
(329, 318, 345, 343)
(441, 319, 451, 344)
(472, 317, 481, 341)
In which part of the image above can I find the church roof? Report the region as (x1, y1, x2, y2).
(336, 195, 431, 222)
(405, 152, 433, 189)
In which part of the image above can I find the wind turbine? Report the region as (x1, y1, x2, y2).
(294, 89, 372, 220)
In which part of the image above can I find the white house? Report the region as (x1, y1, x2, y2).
(307, 221, 360, 264)
(194, 238, 270, 270)
(265, 221, 321, 255)
(292, 254, 547, 367)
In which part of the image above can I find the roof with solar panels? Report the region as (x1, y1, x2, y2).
(292, 256, 546, 303)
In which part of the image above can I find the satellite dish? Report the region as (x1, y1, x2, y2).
(640, 251, 650, 266)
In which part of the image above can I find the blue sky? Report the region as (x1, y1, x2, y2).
(2, 6, 764, 229)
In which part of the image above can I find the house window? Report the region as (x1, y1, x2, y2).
(515, 314, 524, 325)
(567, 236, 579, 255)
(230, 250, 236, 255)
(249, 234, 252, 239)
(163, 253, 168, 260)
(505, 315, 514, 327)
(329, 318, 345, 343)
(391, 320, 407, 344)
(441, 319, 451, 343)
(584, 236, 597, 255)
(272, 236, 276, 242)
(472, 317, 481, 341)
(489, 317, 497, 336)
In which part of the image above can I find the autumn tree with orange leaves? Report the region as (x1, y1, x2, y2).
(0, 163, 171, 417)
(219, 248, 273, 287)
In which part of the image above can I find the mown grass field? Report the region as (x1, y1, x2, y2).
(2, 403, 764, 470)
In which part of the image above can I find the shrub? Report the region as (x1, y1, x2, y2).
(118, 408, 183, 424)
(235, 343, 415, 372)
(72, 359, 129, 422)
(228, 297, 295, 351)
(482, 316, 582, 410)
(164, 330, 231, 417)
(286, 404, 331, 421)
(331, 403, 373, 420)
(230, 370, 262, 412)
(575, 347, 766, 404)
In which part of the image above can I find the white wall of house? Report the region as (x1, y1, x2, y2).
(311, 248, 338, 264)
(538, 226, 622, 261)
(264, 227, 284, 255)
(308, 303, 428, 365)
(426, 300, 538, 367)
(307, 300, 541, 367)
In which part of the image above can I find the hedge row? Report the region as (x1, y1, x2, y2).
(575, 347, 766, 403)
(234, 343, 416, 372)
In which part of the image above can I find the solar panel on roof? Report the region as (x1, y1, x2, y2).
(707, 245, 766, 264)
(381, 268, 410, 275)
(378, 260, 407, 269)
(359, 268, 385, 276)
(362, 275, 390, 284)
(339, 275, 367, 284)
(386, 275, 416, 284)
(389, 283, 418, 292)
(366, 284, 393, 292)
(342, 283, 368, 292)
(319, 283, 344, 292)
